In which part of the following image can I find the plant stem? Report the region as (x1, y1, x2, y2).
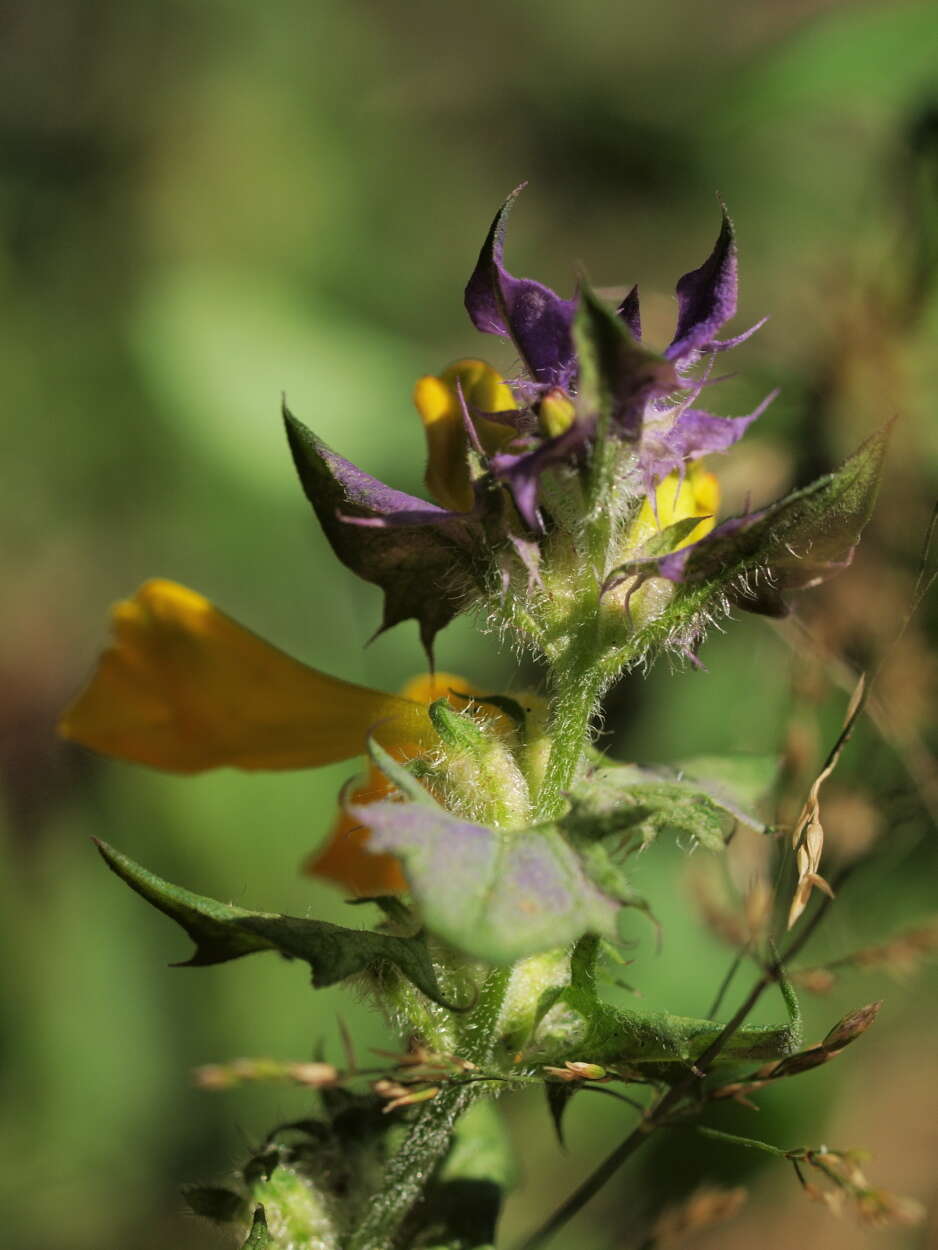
(348, 966, 510, 1250)
(535, 655, 605, 821)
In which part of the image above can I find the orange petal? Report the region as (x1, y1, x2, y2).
(306, 670, 490, 895)
(59, 580, 433, 773)
(304, 767, 409, 896)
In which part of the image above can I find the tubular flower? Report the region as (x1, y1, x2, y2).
(413, 359, 517, 513)
(58, 580, 454, 774)
(59, 581, 536, 897)
(306, 673, 482, 896)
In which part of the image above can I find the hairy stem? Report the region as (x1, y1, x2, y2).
(535, 654, 605, 821)
(348, 966, 510, 1250)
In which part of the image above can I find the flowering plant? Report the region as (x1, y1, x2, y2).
(60, 188, 907, 1249)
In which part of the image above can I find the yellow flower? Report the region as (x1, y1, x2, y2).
(413, 359, 516, 512)
(58, 579, 451, 774)
(58, 580, 494, 895)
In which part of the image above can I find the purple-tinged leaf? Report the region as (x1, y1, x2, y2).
(616, 284, 642, 340)
(711, 315, 769, 352)
(666, 205, 738, 361)
(353, 802, 621, 964)
(465, 185, 578, 386)
(639, 390, 778, 487)
(284, 406, 486, 660)
(490, 421, 588, 531)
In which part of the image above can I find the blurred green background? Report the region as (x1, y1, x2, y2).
(2, 1, 938, 1246)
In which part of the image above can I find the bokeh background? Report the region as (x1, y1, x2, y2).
(2, 1, 938, 1246)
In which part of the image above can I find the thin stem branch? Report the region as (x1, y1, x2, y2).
(516, 882, 844, 1250)
(705, 942, 750, 1021)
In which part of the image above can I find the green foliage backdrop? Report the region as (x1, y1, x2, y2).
(2, 2, 937, 1246)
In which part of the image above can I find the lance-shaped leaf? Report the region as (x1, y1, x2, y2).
(94, 839, 458, 1008)
(284, 407, 486, 659)
(352, 747, 620, 962)
(630, 425, 891, 616)
(465, 184, 577, 385)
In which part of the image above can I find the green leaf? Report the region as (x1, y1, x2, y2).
(428, 698, 493, 755)
(649, 425, 889, 615)
(350, 803, 620, 964)
(620, 426, 891, 666)
(242, 1207, 271, 1249)
(449, 691, 529, 729)
(574, 283, 679, 506)
(93, 840, 458, 1008)
(566, 759, 769, 849)
(607, 517, 711, 583)
(574, 284, 677, 443)
(676, 754, 779, 829)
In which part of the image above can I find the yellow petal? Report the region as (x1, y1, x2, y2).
(58, 580, 434, 773)
(635, 463, 720, 549)
(413, 374, 474, 512)
(306, 769, 409, 895)
(413, 359, 516, 511)
(538, 388, 576, 438)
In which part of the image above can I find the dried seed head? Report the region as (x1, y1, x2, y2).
(821, 1001, 883, 1053)
(286, 1062, 340, 1088)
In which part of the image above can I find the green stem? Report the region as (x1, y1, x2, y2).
(348, 967, 511, 1250)
(535, 656, 605, 821)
